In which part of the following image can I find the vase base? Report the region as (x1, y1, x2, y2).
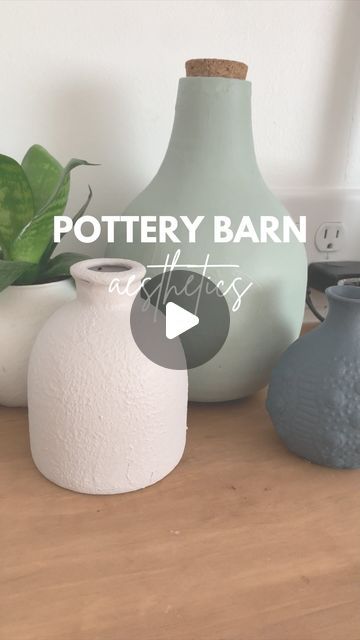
(31, 444, 186, 495)
(281, 441, 360, 470)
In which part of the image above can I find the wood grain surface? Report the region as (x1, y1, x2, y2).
(1, 393, 359, 640)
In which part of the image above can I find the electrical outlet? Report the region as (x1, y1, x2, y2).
(315, 222, 345, 253)
(276, 189, 360, 263)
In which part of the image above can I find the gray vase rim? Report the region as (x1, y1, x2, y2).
(326, 285, 360, 304)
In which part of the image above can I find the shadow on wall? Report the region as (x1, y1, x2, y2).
(44, 76, 145, 257)
(316, 0, 360, 185)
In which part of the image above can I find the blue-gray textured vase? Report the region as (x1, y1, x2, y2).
(266, 285, 360, 469)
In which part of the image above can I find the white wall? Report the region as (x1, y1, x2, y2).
(1, 0, 359, 255)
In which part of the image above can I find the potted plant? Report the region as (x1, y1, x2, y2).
(0, 144, 94, 407)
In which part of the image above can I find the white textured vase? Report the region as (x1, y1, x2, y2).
(28, 258, 188, 495)
(0, 279, 75, 407)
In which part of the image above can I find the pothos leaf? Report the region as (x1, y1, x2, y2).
(42, 252, 90, 279)
(39, 186, 93, 265)
(0, 155, 34, 257)
(22, 144, 70, 214)
(0, 259, 35, 292)
(9, 160, 95, 263)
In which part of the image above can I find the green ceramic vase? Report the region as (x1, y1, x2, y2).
(107, 60, 307, 401)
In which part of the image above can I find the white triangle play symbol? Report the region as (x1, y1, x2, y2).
(166, 302, 199, 340)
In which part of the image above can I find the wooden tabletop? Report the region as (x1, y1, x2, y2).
(1, 393, 359, 640)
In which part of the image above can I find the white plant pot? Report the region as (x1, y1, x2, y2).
(0, 279, 75, 407)
(28, 258, 188, 495)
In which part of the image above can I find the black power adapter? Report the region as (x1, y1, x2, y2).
(307, 261, 360, 321)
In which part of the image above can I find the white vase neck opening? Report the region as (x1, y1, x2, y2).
(71, 258, 146, 306)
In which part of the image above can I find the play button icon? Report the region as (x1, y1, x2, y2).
(166, 302, 199, 340)
(130, 269, 230, 370)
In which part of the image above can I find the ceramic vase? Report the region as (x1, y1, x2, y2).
(106, 59, 307, 401)
(28, 258, 188, 494)
(267, 285, 360, 469)
(0, 279, 75, 407)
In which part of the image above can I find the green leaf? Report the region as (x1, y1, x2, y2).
(39, 185, 93, 265)
(36, 158, 96, 219)
(0, 259, 35, 292)
(22, 144, 70, 214)
(0, 155, 34, 257)
(9, 160, 95, 263)
(42, 252, 90, 279)
(14, 264, 42, 285)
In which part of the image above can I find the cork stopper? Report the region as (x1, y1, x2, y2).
(185, 58, 248, 80)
